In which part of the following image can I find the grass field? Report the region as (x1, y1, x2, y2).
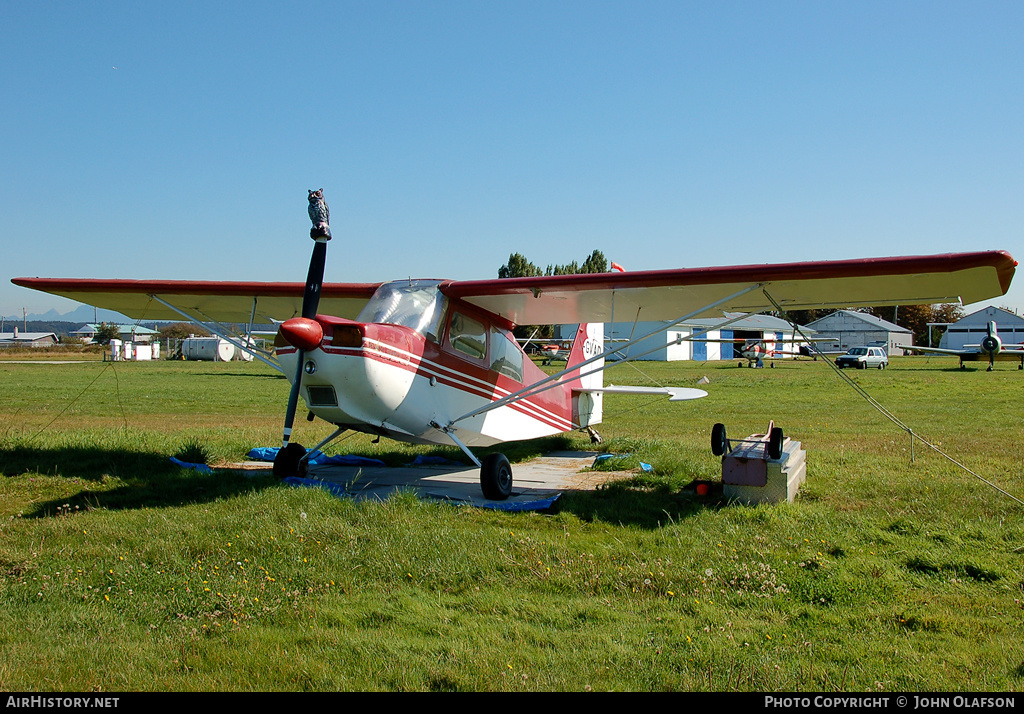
(0, 353, 1022, 691)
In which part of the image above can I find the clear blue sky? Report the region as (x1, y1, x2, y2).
(3, 1, 1021, 318)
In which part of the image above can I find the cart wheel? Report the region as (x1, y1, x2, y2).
(768, 427, 784, 460)
(711, 423, 728, 456)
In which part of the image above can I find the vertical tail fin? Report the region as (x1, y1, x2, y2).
(568, 324, 604, 427)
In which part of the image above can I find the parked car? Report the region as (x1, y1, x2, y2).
(835, 346, 888, 369)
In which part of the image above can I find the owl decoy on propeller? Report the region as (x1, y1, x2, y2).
(308, 188, 331, 240)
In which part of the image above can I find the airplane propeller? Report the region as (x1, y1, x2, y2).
(273, 191, 332, 477)
(980, 322, 1001, 371)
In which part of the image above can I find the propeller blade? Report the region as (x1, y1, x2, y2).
(281, 240, 328, 449)
(276, 191, 333, 475)
(302, 240, 328, 319)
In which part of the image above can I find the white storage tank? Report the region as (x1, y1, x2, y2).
(182, 337, 235, 362)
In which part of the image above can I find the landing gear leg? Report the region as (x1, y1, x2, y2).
(586, 426, 603, 444)
(433, 422, 514, 501)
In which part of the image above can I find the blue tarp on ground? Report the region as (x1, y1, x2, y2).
(169, 457, 213, 473)
(248, 447, 386, 467)
(592, 453, 653, 472)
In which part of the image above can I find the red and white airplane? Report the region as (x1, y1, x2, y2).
(691, 336, 830, 368)
(12, 196, 1017, 500)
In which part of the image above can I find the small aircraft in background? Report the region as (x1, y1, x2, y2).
(516, 335, 572, 364)
(537, 342, 570, 364)
(12, 191, 1017, 499)
(730, 337, 841, 368)
(691, 335, 835, 368)
(904, 321, 1024, 371)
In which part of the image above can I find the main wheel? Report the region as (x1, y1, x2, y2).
(711, 422, 728, 456)
(273, 442, 308, 479)
(481, 453, 513, 500)
(768, 427, 784, 460)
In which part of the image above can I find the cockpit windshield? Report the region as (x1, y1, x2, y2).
(356, 279, 448, 342)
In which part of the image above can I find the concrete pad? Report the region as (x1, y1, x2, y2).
(248, 451, 633, 509)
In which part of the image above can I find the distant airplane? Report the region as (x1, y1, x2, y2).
(692, 335, 834, 368)
(905, 321, 1024, 371)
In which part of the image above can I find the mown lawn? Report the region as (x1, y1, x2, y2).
(0, 355, 1021, 691)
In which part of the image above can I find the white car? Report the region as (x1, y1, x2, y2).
(835, 346, 888, 370)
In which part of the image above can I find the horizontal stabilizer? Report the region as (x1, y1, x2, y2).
(575, 384, 708, 401)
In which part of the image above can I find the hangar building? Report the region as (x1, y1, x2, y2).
(803, 310, 911, 355)
(604, 314, 809, 362)
(938, 306, 1024, 349)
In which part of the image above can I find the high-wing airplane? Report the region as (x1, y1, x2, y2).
(904, 321, 1024, 371)
(692, 336, 835, 368)
(12, 193, 1017, 499)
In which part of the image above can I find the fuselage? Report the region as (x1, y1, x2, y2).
(275, 280, 587, 447)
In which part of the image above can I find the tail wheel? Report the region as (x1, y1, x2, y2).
(768, 427, 784, 460)
(481, 453, 513, 501)
(711, 423, 728, 456)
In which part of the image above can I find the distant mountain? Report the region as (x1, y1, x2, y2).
(2, 304, 130, 325)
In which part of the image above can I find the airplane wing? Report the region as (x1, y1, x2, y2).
(9, 278, 383, 323)
(13, 251, 1015, 328)
(443, 251, 1016, 327)
(903, 345, 975, 357)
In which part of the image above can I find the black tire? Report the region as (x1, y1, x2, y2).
(481, 453, 513, 500)
(273, 442, 308, 479)
(768, 427, 784, 460)
(711, 423, 728, 456)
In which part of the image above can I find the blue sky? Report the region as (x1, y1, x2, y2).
(3, 1, 1022, 318)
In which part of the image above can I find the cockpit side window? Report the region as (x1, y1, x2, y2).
(490, 328, 524, 381)
(448, 312, 487, 361)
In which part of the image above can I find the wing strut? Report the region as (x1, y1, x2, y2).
(147, 294, 282, 372)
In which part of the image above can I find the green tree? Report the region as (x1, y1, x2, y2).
(498, 249, 610, 339)
(92, 322, 121, 345)
(158, 322, 210, 341)
(580, 249, 608, 274)
(865, 303, 964, 347)
(498, 253, 543, 279)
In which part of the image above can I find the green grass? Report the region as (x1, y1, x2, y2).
(0, 355, 1022, 691)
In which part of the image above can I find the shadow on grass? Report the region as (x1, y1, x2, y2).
(189, 369, 287, 380)
(1, 444, 276, 518)
(552, 478, 719, 529)
(4, 434, 714, 528)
